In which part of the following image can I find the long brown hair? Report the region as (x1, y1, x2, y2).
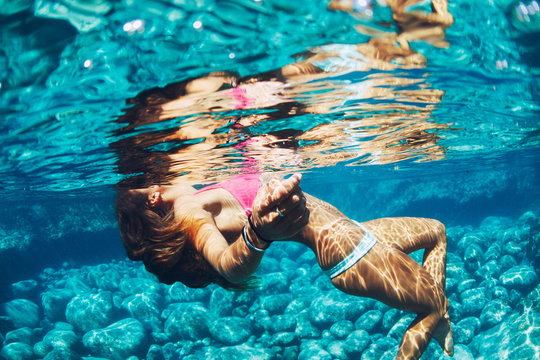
(115, 189, 252, 289)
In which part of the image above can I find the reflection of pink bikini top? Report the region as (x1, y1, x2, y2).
(194, 174, 262, 216)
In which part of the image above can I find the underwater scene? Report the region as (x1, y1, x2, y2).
(1, 0, 539, 359)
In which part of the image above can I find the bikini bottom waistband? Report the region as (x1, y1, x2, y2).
(323, 221, 378, 279)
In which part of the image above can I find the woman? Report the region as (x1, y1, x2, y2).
(116, 173, 453, 360)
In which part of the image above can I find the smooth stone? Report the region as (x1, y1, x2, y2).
(120, 277, 162, 296)
(280, 257, 297, 272)
(209, 287, 235, 317)
(517, 211, 538, 228)
(167, 282, 208, 303)
(313, 274, 335, 292)
(43, 347, 82, 360)
(295, 311, 321, 339)
(355, 310, 383, 332)
(461, 288, 487, 315)
(82, 318, 146, 360)
(90, 267, 122, 291)
(476, 260, 502, 280)
(309, 293, 365, 327)
(503, 241, 524, 256)
(259, 272, 290, 294)
(162, 340, 195, 358)
(162, 302, 213, 341)
(0, 342, 34, 360)
(53, 321, 74, 331)
(484, 243, 502, 262)
(33, 340, 49, 357)
(329, 320, 354, 339)
(360, 337, 397, 360)
(150, 331, 168, 343)
(251, 309, 269, 333)
(4, 299, 40, 328)
(266, 314, 296, 333)
(270, 332, 298, 347)
(489, 286, 509, 303)
(298, 348, 332, 360)
(11, 280, 38, 299)
(65, 292, 114, 333)
(300, 339, 324, 353)
(205, 344, 273, 360)
(457, 279, 477, 293)
(382, 309, 405, 330)
(259, 257, 280, 273)
(4, 327, 35, 345)
(454, 317, 481, 344)
(282, 345, 299, 359)
(321, 329, 335, 344)
(145, 344, 164, 360)
(499, 255, 517, 272)
(259, 294, 292, 315)
(231, 305, 249, 318)
(344, 329, 370, 357)
(235, 291, 257, 307)
(499, 265, 538, 290)
(479, 300, 511, 329)
(121, 292, 162, 332)
(209, 316, 251, 345)
(446, 262, 465, 292)
(458, 233, 487, 251)
(381, 349, 400, 359)
(463, 244, 483, 272)
(326, 340, 348, 359)
(387, 315, 415, 340)
(480, 216, 512, 231)
(284, 298, 310, 315)
(446, 226, 467, 244)
(445, 344, 475, 360)
(41, 289, 74, 322)
(33, 328, 79, 357)
(64, 277, 92, 294)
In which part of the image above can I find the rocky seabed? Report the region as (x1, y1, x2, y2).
(1, 211, 539, 360)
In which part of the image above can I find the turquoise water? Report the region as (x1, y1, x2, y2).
(1, 0, 539, 359)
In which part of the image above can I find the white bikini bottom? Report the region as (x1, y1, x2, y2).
(323, 222, 378, 279)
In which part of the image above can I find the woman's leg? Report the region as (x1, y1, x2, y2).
(362, 217, 447, 291)
(331, 217, 452, 359)
(363, 217, 453, 357)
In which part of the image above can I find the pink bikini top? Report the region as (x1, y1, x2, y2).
(194, 174, 262, 215)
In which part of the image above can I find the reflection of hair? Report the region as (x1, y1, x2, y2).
(115, 190, 250, 289)
(115, 71, 240, 134)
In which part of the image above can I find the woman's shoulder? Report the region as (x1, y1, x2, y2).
(173, 196, 212, 220)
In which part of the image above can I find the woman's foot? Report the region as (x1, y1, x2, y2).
(433, 311, 454, 356)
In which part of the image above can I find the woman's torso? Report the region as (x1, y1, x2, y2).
(190, 174, 366, 269)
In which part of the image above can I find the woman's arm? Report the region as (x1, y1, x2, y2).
(189, 173, 309, 283)
(190, 209, 266, 284)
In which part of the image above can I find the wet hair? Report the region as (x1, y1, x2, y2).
(115, 189, 253, 290)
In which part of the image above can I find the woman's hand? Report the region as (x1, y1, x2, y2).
(250, 173, 309, 241)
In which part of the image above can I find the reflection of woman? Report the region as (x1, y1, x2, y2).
(112, 0, 454, 179)
(116, 173, 453, 360)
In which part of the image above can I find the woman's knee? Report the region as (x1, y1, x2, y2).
(426, 218, 446, 245)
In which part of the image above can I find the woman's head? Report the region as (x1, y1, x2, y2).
(115, 186, 251, 289)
